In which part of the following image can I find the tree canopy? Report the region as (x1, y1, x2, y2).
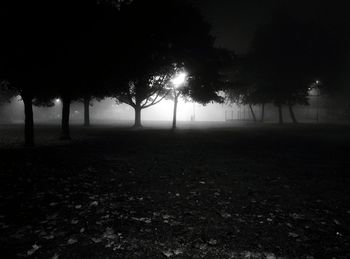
(113, 0, 224, 127)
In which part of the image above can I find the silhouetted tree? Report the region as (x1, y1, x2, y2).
(115, 74, 172, 128)
(170, 49, 233, 129)
(0, 1, 61, 145)
(250, 13, 318, 124)
(224, 55, 269, 122)
(311, 21, 350, 103)
(114, 0, 218, 128)
(50, 1, 126, 138)
(0, 1, 128, 143)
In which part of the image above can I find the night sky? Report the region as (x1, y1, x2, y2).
(193, 0, 349, 54)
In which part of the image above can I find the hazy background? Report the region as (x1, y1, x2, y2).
(1, 94, 342, 125)
(0, 97, 232, 124)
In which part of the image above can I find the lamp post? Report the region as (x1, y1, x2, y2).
(315, 80, 321, 123)
(192, 102, 196, 122)
(171, 72, 187, 130)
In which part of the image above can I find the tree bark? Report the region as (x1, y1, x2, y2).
(83, 96, 90, 127)
(23, 95, 34, 146)
(248, 104, 257, 122)
(260, 103, 265, 122)
(172, 93, 179, 130)
(288, 104, 297, 124)
(277, 104, 283, 124)
(133, 104, 142, 128)
(61, 97, 71, 140)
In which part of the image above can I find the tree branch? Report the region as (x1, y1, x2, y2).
(143, 90, 170, 109)
(141, 97, 151, 108)
(117, 93, 135, 108)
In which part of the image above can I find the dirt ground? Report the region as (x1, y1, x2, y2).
(0, 122, 349, 258)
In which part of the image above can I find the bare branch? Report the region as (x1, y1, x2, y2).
(117, 92, 136, 108)
(143, 89, 170, 109)
(141, 97, 151, 108)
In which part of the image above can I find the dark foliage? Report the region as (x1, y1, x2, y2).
(0, 1, 127, 143)
(113, 0, 223, 127)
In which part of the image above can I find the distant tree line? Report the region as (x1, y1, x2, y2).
(225, 12, 350, 124)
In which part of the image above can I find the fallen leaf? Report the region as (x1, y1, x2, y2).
(290, 213, 303, 220)
(264, 253, 277, 259)
(288, 232, 299, 238)
(71, 219, 79, 224)
(162, 250, 173, 257)
(27, 244, 40, 256)
(67, 238, 78, 245)
(173, 248, 183, 255)
(43, 235, 55, 240)
(90, 201, 98, 207)
(208, 239, 217, 245)
(286, 223, 293, 228)
(91, 237, 102, 243)
(221, 212, 231, 219)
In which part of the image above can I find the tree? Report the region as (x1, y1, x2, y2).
(114, 0, 218, 128)
(311, 21, 350, 106)
(0, 1, 61, 145)
(0, 1, 93, 143)
(249, 13, 318, 124)
(50, 1, 126, 138)
(224, 55, 269, 122)
(115, 75, 172, 128)
(170, 71, 188, 129)
(170, 49, 232, 129)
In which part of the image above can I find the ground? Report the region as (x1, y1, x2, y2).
(0, 122, 349, 258)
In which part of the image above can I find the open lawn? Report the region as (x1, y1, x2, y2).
(0, 122, 350, 258)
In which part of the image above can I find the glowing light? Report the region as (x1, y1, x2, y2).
(55, 98, 61, 104)
(171, 72, 187, 88)
(315, 80, 320, 85)
(16, 95, 22, 102)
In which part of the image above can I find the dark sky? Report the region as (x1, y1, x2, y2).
(192, 0, 349, 54)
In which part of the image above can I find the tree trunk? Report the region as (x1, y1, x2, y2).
(83, 96, 90, 127)
(172, 94, 179, 130)
(133, 105, 142, 128)
(61, 97, 71, 140)
(277, 104, 283, 124)
(248, 104, 257, 122)
(288, 104, 297, 124)
(260, 103, 265, 122)
(23, 95, 34, 146)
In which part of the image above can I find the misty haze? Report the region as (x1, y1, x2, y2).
(0, 1, 349, 258)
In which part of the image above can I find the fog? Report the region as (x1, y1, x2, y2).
(0, 97, 231, 125)
(2, 92, 350, 126)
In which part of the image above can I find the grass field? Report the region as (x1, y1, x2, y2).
(0, 122, 349, 258)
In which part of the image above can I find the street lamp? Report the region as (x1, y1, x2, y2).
(171, 71, 187, 130)
(309, 80, 321, 123)
(315, 81, 321, 123)
(171, 72, 187, 88)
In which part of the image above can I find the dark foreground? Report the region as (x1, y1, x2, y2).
(0, 123, 350, 258)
